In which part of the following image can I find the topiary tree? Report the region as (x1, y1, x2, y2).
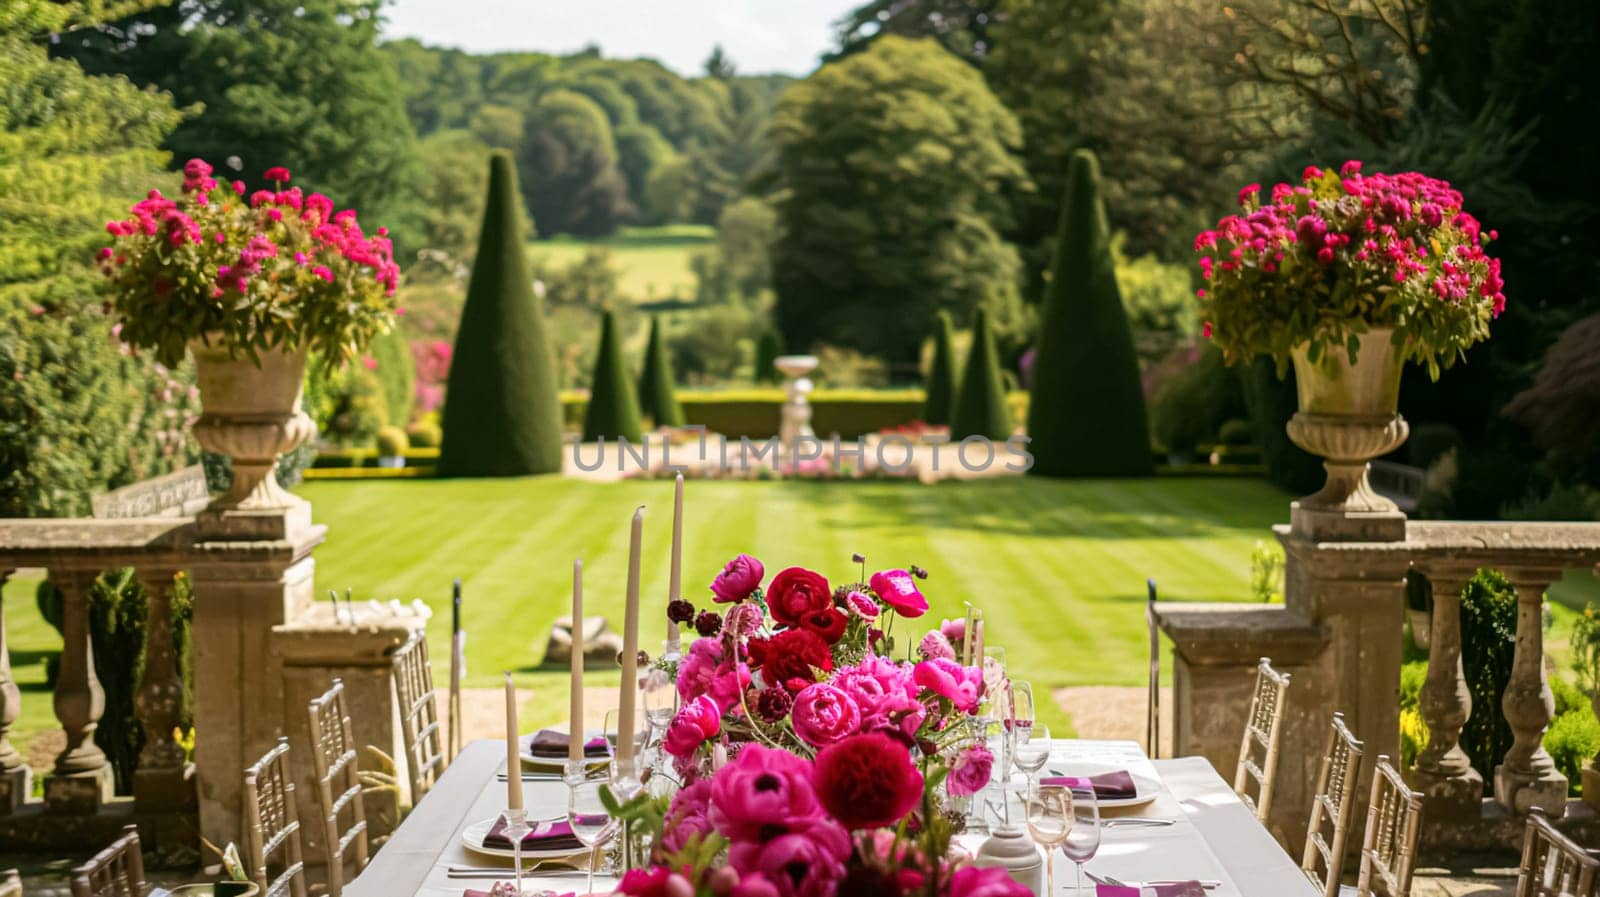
(923, 310, 959, 427)
(950, 308, 1012, 440)
(583, 310, 644, 443)
(438, 152, 565, 476)
(637, 315, 685, 428)
(754, 328, 784, 384)
(1459, 567, 1518, 795)
(1027, 149, 1153, 477)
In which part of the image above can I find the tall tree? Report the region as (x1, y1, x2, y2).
(831, 0, 1001, 64)
(438, 152, 564, 476)
(923, 311, 959, 427)
(60, 0, 426, 245)
(583, 310, 644, 443)
(1028, 150, 1152, 478)
(949, 309, 1011, 440)
(637, 316, 685, 428)
(517, 89, 634, 237)
(770, 36, 1028, 367)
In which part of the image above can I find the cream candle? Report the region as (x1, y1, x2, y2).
(617, 506, 644, 766)
(504, 671, 522, 810)
(667, 473, 683, 652)
(569, 559, 584, 764)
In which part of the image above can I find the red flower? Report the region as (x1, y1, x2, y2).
(811, 732, 924, 830)
(748, 629, 832, 687)
(263, 166, 292, 183)
(767, 567, 831, 627)
(799, 608, 848, 643)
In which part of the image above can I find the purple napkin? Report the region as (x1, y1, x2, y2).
(481, 816, 586, 852)
(1040, 769, 1138, 801)
(1095, 884, 1206, 897)
(526, 729, 608, 759)
(466, 889, 577, 897)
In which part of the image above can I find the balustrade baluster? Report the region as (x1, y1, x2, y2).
(1411, 572, 1482, 820)
(135, 568, 194, 809)
(0, 567, 30, 813)
(45, 569, 113, 811)
(1494, 572, 1566, 815)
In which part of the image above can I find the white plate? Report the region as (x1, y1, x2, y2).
(1044, 762, 1161, 810)
(519, 752, 609, 772)
(460, 817, 597, 860)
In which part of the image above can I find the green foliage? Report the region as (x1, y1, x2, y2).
(770, 36, 1028, 365)
(583, 310, 644, 443)
(369, 328, 415, 428)
(715, 197, 777, 303)
(1546, 701, 1600, 796)
(1574, 604, 1600, 699)
(1408, 424, 1464, 470)
(439, 152, 565, 476)
(1218, 419, 1253, 447)
(1399, 660, 1430, 771)
(413, 129, 520, 267)
(532, 248, 622, 309)
(406, 420, 443, 449)
(1, 23, 200, 517)
(949, 309, 1012, 440)
(615, 124, 679, 225)
(1028, 150, 1152, 477)
(1459, 569, 1518, 795)
(754, 330, 784, 384)
(1112, 234, 1200, 367)
(376, 425, 408, 457)
(668, 307, 762, 386)
(1249, 540, 1284, 603)
(1149, 346, 1243, 456)
(517, 89, 634, 237)
(637, 316, 684, 427)
(1238, 358, 1326, 495)
(923, 311, 959, 427)
(308, 362, 388, 448)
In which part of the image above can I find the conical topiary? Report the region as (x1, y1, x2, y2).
(754, 328, 784, 383)
(950, 308, 1012, 440)
(439, 151, 564, 476)
(583, 310, 644, 442)
(1028, 149, 1153, 477)
(923, 310, 959, 426)
(637, 315, 685, 427)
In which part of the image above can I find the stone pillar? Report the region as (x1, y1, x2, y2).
(0, 567, 30, 813)
(45, 569, 114, 811)
(1586, 564, 1600, 812)
(134, 568, 197, 812)
(1409, 570, 1481, 821)
(1494, 569, 1566, 815)
(188, 521, 325, 849)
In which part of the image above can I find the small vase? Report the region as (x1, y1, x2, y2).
(190, 339, 316, 538)
(1285, 328, 1410, 541)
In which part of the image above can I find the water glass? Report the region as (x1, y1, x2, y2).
(567, 780, 617, 896)
(1014, 723, 1052, 794)
(1061, 783, 1102, 895)
(1025, 785, 1073, 897)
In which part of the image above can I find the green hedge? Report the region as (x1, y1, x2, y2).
(312, 447, 440, 468)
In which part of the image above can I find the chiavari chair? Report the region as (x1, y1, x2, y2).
(1516, 809, 1600, 897)
(1353, 756, 1423, 897)
(69, 824, 145, 897)
(1233, 656, 1290, 821)
(307, 679, 369, 897)
(1301, 712, 1365, 897)
(243, 737, 308, 897)
(392, 627, 446, 803)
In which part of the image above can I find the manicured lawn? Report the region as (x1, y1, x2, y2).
(528, 225, 712, 302)
(0, 475, 1292, 761)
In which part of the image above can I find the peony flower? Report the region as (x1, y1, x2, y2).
(263, 166, 291, 183)
(940, 618, 966, 644)
(918, 630, 956, 661)
(844, 591, 878, 619)
(913, 657, 983, 713)
(725, 602, 763, 635)
(946, 865, 1034, 897)
(791, 683, 862, 748)
(731, 873, 780, 897)
(728, 827, 850, 897)
(708, 744, 824, 842)
(946, 743, 994, 796)
(663, 695, 721, 760)
(833, 655, 921, 734)
(747, 628, 832, 688)
(798, 607, 848, 644)
(811, 732, 924, 830)
(766, 567, 831, 626)
(659, 778, 714, 853)
(711, 554, 765, 603)
(869, 569, 927, 618)
(677, 637, 724, 704)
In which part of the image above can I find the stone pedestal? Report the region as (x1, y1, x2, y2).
(274, 603, 415, 864)
(774, 355, 818, 449)
(1583, 765, 1600, 812)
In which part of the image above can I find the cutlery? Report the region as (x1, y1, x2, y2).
(1103, 818, 1176, 828)
(497, 773, 567, 781)
(1084, 871, 1220, 890)
(448, 867, 587, 878)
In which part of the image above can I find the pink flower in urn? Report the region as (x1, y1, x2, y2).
(947, 865, 1035, 897)
(790, 683, 861, 748)
(707, 744, 824, 842)
(869, 569, 927, 618)
(263, 166, 291, 183)
(918, 630, 956, 661)
(914, 657, 983, 713)
(711, 554, 765, 604)
(663, 695, 720, 760)
(946, 743, 994, 797)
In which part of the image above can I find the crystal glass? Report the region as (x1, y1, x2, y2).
(603, 709, 639, 788)
(1014, 723, 1051, 795)
(1061, 782, 1102, 895)
(500, 807, 532, 897)
(1025, 785, 1074, 897)
(567, 780, 617, 896)
(642, 663, 676, 777)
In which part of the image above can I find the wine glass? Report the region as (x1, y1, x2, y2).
(501, 807, 532, 897)
(1014, 724, 1052, 796)
(642, 664, 676, 769)
(1061, 782, 1102, 895)
(567, 780, 618, 896)
(1025, 785, 1074, 897)
(602, 708, 637, 785)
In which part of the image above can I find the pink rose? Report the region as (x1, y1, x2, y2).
(946, 743, 993, 797)
(676, 638, 723, 704)
(869, 569, 927, 618)
(790, 683, 862, 748)
(711, 554, 765, 603)
(727, 826, 850, 897)
(708, 744, 824, 842)
(918, 630, 956, 661)
(845, 590, 878, 619)
(914, 657, 983, 713)
(947, 865, 1035, 897)
(663, 695, 720, 760)
(659, 778, 713, 853)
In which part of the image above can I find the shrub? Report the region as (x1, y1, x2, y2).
(1249, 540, 1284, 603)
(1239, 357, 1326, 495)
(1408, 423, 1463, 470)
(315, 364, 388, 448)
(754, 329, 784, 384)
(923, 311, 959, 427)
(376, 426, 409, 457)
(406, 421, 443, 448)
(369, 328, 416, 427)
(1459, 568, 1518, 794)
(1399, 659, 1430, 773)
(1218, 419, 1253, 447)
(1150, 346, 1241, 456)
(950, 308, 1012, 440)
(583, 309, 644, 442)
(203, 440, 316, 495)
(1573, 604, 1600, 699)
(638, 316, 685, 427)
(1546, 706, 1600, 796)
(1551, 675, 1590, 718)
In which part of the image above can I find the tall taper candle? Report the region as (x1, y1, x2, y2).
(569, 559, 584, 764)
(667, 473, 684, 652)
(972, 616, 985, 669)
(617, 506, 644, 766)
(504, 671, 522, 810)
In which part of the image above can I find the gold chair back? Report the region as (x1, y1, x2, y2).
(1356, 756, 1422, 896)
(1516, 810, 1600, 897)
(1233, 656, 1290, 821)
(243, 737, 308, 897)
(1301, 712, 1365, 897)
(69, 825, 145, 897)
(308, 679, 369, 897)
(392, 627, 445, 802)
(1, 868, 19, 897)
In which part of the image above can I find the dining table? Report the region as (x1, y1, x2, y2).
(344, 738, 1317, 897)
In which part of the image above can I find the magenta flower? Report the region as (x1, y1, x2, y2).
(918, 629, 956, 661)
(947, 865, 1034, 897)
(914, 657, 983, 713)
(834, 655, 923, 735)
(663, 695, 720, 760)
(676, 637, 722, 705)
(869, 569, 927, 618)
(946, 743, 994, 796)
(312, 265, 333, 283)
(711, 554, 764, 604)
(707, 744, 824, 842)
(790, 683, 862, 749)
(659, 779, 713, 854)
(844, 590, 878, 619)
(727, 826, 850, 897)
(263, 166, 291, 183)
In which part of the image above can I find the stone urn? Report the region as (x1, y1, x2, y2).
(190, 339, 316, 538)
(1284, 328, 1410, 541)
(774, 354, 819, 448)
